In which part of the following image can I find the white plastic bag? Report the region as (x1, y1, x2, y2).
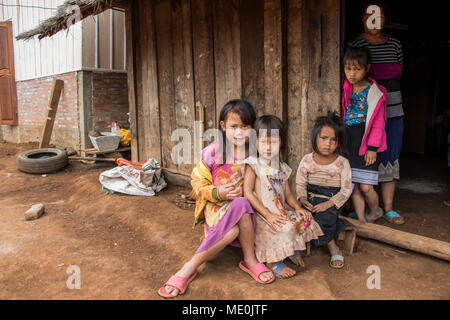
(99, 158, 167, 196)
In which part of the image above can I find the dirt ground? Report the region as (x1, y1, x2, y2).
(0, 141, 449, 300)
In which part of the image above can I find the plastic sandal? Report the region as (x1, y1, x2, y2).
(348, 211, 369, 222)
(270, 262, 296, 279)
(329, 254, 344, 269)
(383, 211, 405, 225)
(158, 271, 198, 298)
(238, 261, 275, 284)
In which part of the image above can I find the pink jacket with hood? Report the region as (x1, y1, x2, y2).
(342, 78, 387, 156)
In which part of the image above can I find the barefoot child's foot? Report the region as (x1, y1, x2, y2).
(267, 261, 297, 279)
(288, 250, 306, 267)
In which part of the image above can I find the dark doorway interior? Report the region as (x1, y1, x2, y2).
(344, 1, 450, 214)
(344, 0, 449, 158)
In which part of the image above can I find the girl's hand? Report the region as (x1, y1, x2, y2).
(226, 186, 243, 199)
(365, 150, 377, 167)
(295, 208, 312, 222)
(265, 211, 287, 232)
(299, 197, 314, 211)
(218, 183, 236, 200)
(312, 200, 335, 213)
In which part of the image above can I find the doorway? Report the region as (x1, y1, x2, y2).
(343, 1, 449, 228)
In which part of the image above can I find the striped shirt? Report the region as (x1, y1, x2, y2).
(349, 36, 404, 118)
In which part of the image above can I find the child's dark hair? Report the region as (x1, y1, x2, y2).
(218, 99, 256, 164)
(343, 45, 371, 69)
(253, 115, 286, 151)
(311, 111, 345, 155)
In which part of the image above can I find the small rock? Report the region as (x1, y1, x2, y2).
(25, 204, 45, 221)
(181, 194, 186, 199)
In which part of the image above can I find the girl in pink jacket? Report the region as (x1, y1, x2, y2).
(342, 46, 387, 223)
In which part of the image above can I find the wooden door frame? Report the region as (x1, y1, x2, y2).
(0, 21, 18, 125)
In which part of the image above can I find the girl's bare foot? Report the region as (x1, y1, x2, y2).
(294, 255, 306, 267)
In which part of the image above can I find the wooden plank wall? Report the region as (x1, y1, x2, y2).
(127, 0, 341, 180)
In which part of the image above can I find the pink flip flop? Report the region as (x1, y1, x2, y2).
(238, 261, 275, 284)
(158, 271, 198, 298)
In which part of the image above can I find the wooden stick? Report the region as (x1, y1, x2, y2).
(69, 156, 117, 163)
(340, 216, 450, 261)
(199, 104, 205, 150)
(39, 78, 64, 148)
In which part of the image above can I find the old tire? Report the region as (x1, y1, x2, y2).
(17, 148, 68, 174)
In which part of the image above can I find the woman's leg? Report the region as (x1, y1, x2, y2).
(163, 225, 240, 296)
(359, 183, 380, 221)
(237, 213, 274, 282)
(352, 184, 366, 221)
(380, 180, 396, 213)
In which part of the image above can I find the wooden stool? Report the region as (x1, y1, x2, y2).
(338, 226, 357, 255)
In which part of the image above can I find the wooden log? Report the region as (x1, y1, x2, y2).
(340, 216, 450, 262)
(39, 78, 64, 148)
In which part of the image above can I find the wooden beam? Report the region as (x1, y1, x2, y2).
(240, 0, 265, 115)
(192, 0, 216, 131)
(139, 0, 161, 163)
(340, 216, 450, 262)
(264, 0, 283, 119)
(124, 1, 139, 162)
(172, 0, 195, 174)
(155, 0, 175, 169)
(39, 78, 64, 148)
(213, 0, 241, 116)
(78, 71, 93, 156)
(286, 0, 303, 193)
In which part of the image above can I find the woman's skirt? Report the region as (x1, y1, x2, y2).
(345, 123, 380, 185)
(196, 197, 256, 254)
(307, 184, 346, 247)
(378, 117, 404, 182)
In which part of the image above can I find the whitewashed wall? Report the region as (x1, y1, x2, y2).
(1, 0, 82, 81)
(0, 0, 125, 81)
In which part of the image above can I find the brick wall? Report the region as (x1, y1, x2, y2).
(17, 71, 79, 129)
(1, 70, 129, 150)
(92, 71, 129, 131)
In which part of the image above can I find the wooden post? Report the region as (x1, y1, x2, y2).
(264, 0, 283, 119)
(124, 1, 139, 162)
(39, 78, 64, 148)
(340, 216, 450, 262)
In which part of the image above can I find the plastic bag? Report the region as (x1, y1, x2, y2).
(117, 128, 131, 147)
(99, 157, 167, 196)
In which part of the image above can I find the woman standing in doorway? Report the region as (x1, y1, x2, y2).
(349, 0, 405, 225)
